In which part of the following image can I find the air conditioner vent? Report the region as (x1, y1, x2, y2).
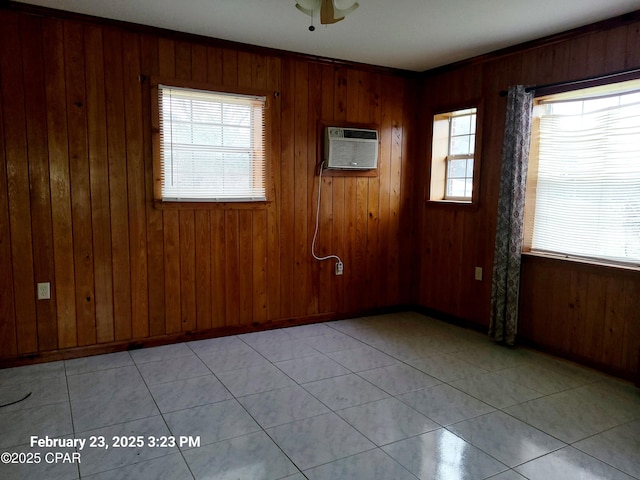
(324, 127, 378, 170)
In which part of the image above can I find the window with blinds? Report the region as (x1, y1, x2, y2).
(158, 85, 266, 202)
(525, 80, 640, 267)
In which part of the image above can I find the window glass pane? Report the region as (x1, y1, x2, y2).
(450, 135, 472, 155)
(451, 115, 472, 136)
(433, 107, 477, 202)
(447, 178, 467, 198)
(448, 159, 468, 178)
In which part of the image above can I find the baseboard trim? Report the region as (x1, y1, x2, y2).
(0, 305, 408, 369)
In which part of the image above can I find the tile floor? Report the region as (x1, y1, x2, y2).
(0, 312, 639, 480)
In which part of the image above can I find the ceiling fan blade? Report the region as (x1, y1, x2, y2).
(320, 0, 344, 24)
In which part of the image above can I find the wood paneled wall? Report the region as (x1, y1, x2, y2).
(519, 256, 640, 378)
(416, 15, 640, 378)
(0, 7, 417, 361)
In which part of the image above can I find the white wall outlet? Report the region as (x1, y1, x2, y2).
(37, 282, 51, 300)
(474, 267, 483, 281)
(335, 261, 344, 276)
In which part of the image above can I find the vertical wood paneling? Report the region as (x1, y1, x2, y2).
(192, 44, 208, 82)
(224, 211, 240, 326)
(625, 23, 640, 67)
(222, 49, 238, 86)
(122, 32, 149, 339)
(3, 6, 416, 365)
(104, 28, 132, 341)
(279, 59, 295, 320)
(195, 210, 212, 330)
(519, 257, 639, 377)
(386, 76, 404, 305)
(307, 62, 322, 316)
(377, 76, 392, 308)
(42, 18, 77, 349)
(0, 11, 18, 358)
(621, 277, 640, 374)
(85, 24, 114, 344)
(179, 211, 196, 332)
(207, 46, 223, 84)
(65, 21, 97, 347)
(238, 210, 253, 324)
(210, 210, 226, 328)
(21, 14, 58, 351)
(2, 12, 38, 354)
(252, 211, 268, 323)
(266, 56, 282, 321)
(163, 210, 181, 334)
(418, 17, 640, 379)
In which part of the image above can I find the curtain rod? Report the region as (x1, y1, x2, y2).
(498, 67, 640, 97)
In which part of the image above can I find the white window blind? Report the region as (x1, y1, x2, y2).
(531, 88, 640, 266)
(159, 85, 266, 202)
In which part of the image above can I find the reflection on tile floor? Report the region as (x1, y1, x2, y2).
(0, 312, 639, 479)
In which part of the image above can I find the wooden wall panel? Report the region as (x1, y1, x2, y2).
(65, 21, 97, 347)
(21, 14, 58, 352)
(1, 11, 38, 355)
(85, 24, 115, 345)
(104, 28, 133, 342)
(0, 12, 18, 358)
(123, 32, 149, 339)
(42, 18, 77, 350)
(519, 257, 640, 378)
(417, 15, 640, 378)
(0, 5, 414, 363)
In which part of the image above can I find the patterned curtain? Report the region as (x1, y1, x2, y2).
(489, 85, 534, 345)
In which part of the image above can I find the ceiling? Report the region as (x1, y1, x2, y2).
(15, 0, 640, 71)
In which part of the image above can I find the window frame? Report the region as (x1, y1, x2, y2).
(428, 102, 482, 206)
(151, 77, 273, 209)
(523, 79, 640, 269)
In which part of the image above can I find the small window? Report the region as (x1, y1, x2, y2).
(430, 107, 477, 202)
(524, 79, 640, 266)
(154, 84, 267, 202)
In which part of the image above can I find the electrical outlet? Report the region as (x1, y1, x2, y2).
(335, 261, 344, 276)
(474, 267, 483, 281)
(37, 282, 51, 300)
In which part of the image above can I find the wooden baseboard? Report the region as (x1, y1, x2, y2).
(0, 305, 408, 369)
(3, 304, 637, 387)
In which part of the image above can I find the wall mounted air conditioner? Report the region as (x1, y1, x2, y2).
(324, 127, 378, 170)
